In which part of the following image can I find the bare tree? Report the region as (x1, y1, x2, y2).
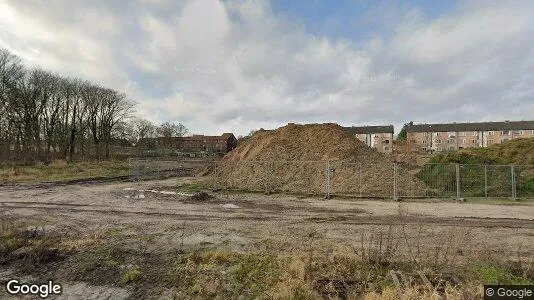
(0, 48, 137, 163)
(156, 122, 188, 138)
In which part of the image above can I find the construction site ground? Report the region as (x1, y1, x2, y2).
(1, 177, 533, 299)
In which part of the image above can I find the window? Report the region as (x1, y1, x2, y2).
(488, 131, 494, 135)
(462, 139, 466, 144)
(374, 134, 380, 138)
(423, 132, 428, 136)
(501, 130, 509, 135)
(422, 147, 427, 151)
(422, 140, 426, 144)
(436, 147, 443, 151)
(473, 131, 478, 136)
(384, 146, 389, 151)
(436, 139, 442, 143)
(383, 139, 390, 144)
(488, 140, 494, 144)
(472, 140, 477, 144)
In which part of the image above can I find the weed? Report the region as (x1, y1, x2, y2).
(121, 268, 143, 284)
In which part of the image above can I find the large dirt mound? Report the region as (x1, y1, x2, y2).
(212, 123, 426, 196)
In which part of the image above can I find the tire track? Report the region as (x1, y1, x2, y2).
(1, 201, 533, 229)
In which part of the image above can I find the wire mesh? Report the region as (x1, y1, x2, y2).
(129, 158, 216, 182)
(330, 161, 395, 198)
(130, 158, 534, 199)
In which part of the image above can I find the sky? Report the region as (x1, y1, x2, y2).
(0, 0, 533, 136)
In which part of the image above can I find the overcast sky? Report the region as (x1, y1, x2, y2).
(1, 0, 533, 136)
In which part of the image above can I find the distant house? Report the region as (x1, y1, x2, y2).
(137, 133, 237, 154)
(406, 120, 534, 153)
(344, 125, 394, 153)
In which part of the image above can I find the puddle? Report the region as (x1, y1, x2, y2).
(220, 203, 240, 209)
(123, 188, 191, 196)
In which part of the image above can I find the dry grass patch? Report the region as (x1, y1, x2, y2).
(0, 159, 130, 184)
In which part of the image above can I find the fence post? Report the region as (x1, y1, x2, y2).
(455, 163, 462, 200)
(270, 161, 275, 195)
(484, 165, 488, 198)
(265, 161, 274, 195)
(393, 163, 399, 201)
(358, 163, 362, 198)
(325, 161, 330, 199)
(212, 163, 218, 191)
(511, 165, 516, 199)
(136, 159, 141, 186)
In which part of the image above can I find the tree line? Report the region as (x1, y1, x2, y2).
(0, 48, 187, 164)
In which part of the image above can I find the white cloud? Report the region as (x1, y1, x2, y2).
(0, 0, 533, 135)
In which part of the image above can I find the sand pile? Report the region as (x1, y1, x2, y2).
(211, 123, 426, 196)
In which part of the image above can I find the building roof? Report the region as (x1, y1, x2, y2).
(183, 135, 225, 141)
(405, 121, 534, 133)
(221, 133, 235, 139)
(343, 125, 394, 134)
(138, 133, 235, 143)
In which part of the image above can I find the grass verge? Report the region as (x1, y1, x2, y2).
(0, 160, 130, 184)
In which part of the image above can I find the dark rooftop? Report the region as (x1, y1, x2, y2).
(406, 121, 534, 133)
(344, 125, 394, 134)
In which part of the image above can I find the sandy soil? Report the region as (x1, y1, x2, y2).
(0, 178, 533, 299)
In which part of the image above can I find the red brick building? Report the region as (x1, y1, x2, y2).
(137, 133, 237, 154)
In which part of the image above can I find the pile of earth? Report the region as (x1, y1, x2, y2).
(210, 123, 426, 197)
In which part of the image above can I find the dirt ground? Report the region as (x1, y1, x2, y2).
(1, 178, 533, 299)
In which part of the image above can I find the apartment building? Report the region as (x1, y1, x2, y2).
(406, 121, 534, 153)
(344, 125, 394, 153)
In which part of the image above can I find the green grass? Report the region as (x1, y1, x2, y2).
(471, 262, 533, 285)
(0, 160, 130, 184)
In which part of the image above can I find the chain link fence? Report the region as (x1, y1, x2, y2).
(412, 164, 533, 199)
(129, 158, 216, 183)
(130, 158, 534, 199)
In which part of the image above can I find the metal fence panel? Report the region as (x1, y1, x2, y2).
(129, 158, 216, 182)
(397, 163, 453, 198)
(330, 161, 395, 198)
(130, 158, 534, 200)
(513, 165, 534, 198)
(270, 161, 326, 195)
